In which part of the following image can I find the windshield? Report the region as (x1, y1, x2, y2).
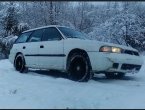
(58, 27, 89, 40)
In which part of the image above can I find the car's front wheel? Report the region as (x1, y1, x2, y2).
(67, 53, 93, 82)
(14, 54, 27, 73)
(105, 72, 125, 79)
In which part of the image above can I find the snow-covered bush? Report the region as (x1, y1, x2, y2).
(0, 35, 18, 58)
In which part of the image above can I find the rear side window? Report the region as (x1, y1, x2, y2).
(42, 27, 62, 41)
(15, 32, 32, 43)
(28, 29, 44, 42)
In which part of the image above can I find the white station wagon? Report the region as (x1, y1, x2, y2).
(9, 25, 143, 82)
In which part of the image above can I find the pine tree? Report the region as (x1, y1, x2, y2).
(2, 2, 19, 37)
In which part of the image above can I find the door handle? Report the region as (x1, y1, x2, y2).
(23, 46, 26, 49)
(40, 45, 44, 48)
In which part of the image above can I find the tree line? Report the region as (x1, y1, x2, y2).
(0, 1, 145, 58)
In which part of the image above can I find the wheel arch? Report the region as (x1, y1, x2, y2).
(15, 52, 23, 59)
(66, 48, 92, 71)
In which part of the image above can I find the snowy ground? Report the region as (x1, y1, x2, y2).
(0, 56, 145, 109)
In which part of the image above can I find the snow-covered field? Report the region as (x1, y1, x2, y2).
(0, 56, 145, 109)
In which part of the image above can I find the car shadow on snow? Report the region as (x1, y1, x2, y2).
(28, 69, 69, 79)
(28, 69, 139, 82)
(92, 74, 140, 83)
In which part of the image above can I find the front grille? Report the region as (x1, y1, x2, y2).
(121, 64, 141, 71)
(123, 50, 139, 56)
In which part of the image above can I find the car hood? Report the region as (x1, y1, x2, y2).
(66, 38, 138, 52)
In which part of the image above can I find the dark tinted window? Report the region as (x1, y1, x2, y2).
(58, 27, 89, 40)
(42, 27, 62, 41)
(15, 32, 32, 43)
(28, 29, 43, 42)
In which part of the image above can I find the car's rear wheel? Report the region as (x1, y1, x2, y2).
(14, 54, 27, 73)
(105, 72, 125, 79)
(67, 53, 92, 82)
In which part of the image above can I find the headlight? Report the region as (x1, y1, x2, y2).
(99, 46, 122, 53)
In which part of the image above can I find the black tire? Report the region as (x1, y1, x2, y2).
(14, 54, 28, 73)
(105, 72, 125, 79)
(67, 52, 92, 82)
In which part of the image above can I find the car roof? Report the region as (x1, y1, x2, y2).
(22, 25, 71, 33)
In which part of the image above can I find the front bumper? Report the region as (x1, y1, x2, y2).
(88, 52, 143, 73)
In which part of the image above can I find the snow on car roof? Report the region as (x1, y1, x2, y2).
(22, 25, 69, 33)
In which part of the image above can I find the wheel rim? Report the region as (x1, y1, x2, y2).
(15, 57, 23, 71)
(69, 57, 87, 81)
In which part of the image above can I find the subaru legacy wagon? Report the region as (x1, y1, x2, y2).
(9, 25, 143, 82)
